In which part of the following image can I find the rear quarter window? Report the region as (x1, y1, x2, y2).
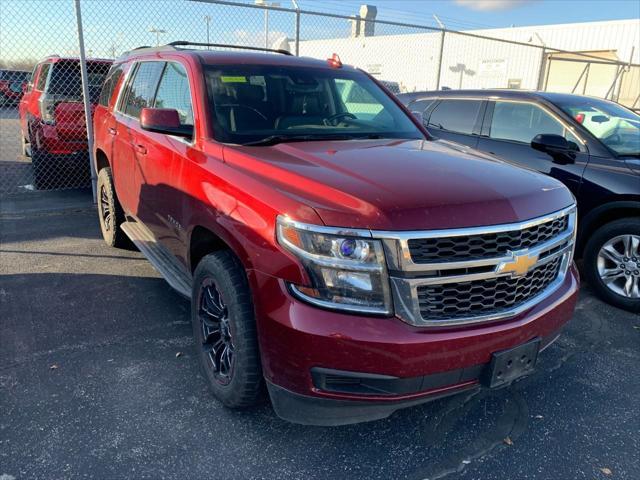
(99, 65, 124, 107)
(35, 63, 50, 90)
(121, 62, 165, 118)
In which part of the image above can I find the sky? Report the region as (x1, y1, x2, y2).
(296, 0, 640, 30)
(0, 0, 639, 63)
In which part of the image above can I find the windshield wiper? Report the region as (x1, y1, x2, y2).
(241, 134, 357, 146)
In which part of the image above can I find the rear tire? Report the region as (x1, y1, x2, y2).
(583, 218, 640, 313)
(31, 148, 51, 190)
(29, 127, 59, 190)
(21, 133, 31, 158)
(97, 167, 128, 248)
(191, 251, 263, 408)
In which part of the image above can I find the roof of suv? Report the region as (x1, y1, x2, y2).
(40, 56, 113, 64)
(119, 44, 356, 70)
(398, 89, 617, 105)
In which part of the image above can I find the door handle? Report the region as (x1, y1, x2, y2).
(135, 144, 147, 155)
(108, 127, 117, 136)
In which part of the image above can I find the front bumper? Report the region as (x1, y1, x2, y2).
(250, 265, 579, 426)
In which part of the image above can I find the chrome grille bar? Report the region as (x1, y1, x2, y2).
(373, 205, 577, 327)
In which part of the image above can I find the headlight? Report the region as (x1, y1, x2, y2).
(276, 216, 392, 315)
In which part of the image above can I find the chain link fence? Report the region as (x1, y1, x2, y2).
(1, 0, 638, 198)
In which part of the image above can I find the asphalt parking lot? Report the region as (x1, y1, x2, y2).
(0, 107, 37, 196)
(1, 190, 639, 480)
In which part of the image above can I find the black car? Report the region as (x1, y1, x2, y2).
(398, 89, 640, 312)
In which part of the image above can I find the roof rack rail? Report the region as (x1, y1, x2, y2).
(120, 45, 174, 58)
(167, 41, 292, 56)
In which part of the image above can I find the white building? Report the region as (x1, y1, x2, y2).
(298, 18, 640, 107)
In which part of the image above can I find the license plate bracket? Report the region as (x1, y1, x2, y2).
(484, 338, 541, 388)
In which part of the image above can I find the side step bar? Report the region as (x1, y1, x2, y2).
(121, 220, 192, 298)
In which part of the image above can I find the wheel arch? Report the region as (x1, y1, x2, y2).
(577, 200, 640, 257)
(188, 224, 252, 275)
(95, 148, 110, 173)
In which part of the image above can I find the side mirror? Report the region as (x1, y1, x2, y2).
(140, 108, 193, 138)
(411, 110, 424, 123)
(531, 134, 570, 153)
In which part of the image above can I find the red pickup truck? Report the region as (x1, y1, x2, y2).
(93, 43, 579, 425)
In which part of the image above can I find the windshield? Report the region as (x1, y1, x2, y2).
(554, 96, 640, 156)
(204, 64, 422, 145)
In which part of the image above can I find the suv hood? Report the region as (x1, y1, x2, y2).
(224, 138, 574, 231)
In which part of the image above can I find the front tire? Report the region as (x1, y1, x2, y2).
(191, 251, 263, 408)
(97, 167, 128, 248)
(583, 218, 640, 313)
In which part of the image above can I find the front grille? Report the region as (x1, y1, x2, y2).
(408, 216, 568, 264)
(417, 257, 561, 321)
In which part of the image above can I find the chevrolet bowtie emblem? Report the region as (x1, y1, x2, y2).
(497, 251, 539, 277)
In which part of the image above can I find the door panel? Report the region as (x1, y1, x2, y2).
(21, 63, 48, 139)
(136, 61, 195, 261)
(112, 61, 165, 215)
(578, 155, 640, 217)
(112, 114, 142, 214)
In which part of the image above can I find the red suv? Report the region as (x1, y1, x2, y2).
(19, 56, 111, 189)
(0, 69, 30, 106)
(93, 43, 579, 425)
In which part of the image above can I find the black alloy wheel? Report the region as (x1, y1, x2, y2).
(198, 279, 235, 385)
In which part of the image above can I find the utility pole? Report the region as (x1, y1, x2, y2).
(204, 15, 211, 48)
(149, 26, 167, 47)
(449, 63, 475, 89)
(292, 0, 300, 56)
(73, 0, 98, 203)
(255, 0, 280, 49)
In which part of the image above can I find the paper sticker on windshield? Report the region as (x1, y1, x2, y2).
(220, 76, 247, 83)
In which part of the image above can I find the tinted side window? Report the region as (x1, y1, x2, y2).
(36, 64, 50, 90)
(408, 98, 436, 122)
(153, 63, 193, 125)
(99, 65, 124, 107)
(123, 62, 164, 119)
(490, 101, 580, 146)
(409, 99, 436, 112)
(427, 99, 482, 135)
